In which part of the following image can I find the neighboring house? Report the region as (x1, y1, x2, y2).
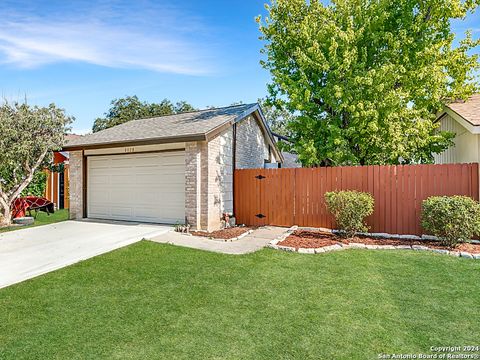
(434, 94, 480, 164)
(271, 132, 301, 168)
(45, 134, 83, 210)
(63, 103, 283, 231)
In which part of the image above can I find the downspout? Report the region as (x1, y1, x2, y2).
(232, 123, 237, 217)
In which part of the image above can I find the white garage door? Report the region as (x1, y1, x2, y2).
(87, 151, 185, 224)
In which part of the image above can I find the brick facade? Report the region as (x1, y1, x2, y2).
(69, 150, 83, 220)
(235, 115, 272, 169)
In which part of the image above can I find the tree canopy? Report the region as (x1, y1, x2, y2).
(92, 96, 196, 132)
(258, 98, 296, 137)
(257, 0, 480, 166)
(0, 102, 73, 224)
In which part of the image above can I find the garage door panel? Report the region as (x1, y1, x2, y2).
(87, 151, 185, 224)
(89, 158, 111, 168)
(136, 173, 162, 184)
(110, 206, 134, 218)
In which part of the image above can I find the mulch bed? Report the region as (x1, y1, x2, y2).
(278, 229, 480, 254)
(191, 226, 253, 240)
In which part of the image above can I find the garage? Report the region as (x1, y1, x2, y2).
(87, 151, 185, 224)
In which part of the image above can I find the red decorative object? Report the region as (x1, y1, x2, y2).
(11, 196, 55, 219)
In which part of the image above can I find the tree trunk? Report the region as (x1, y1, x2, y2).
(1, 206, 12, 226)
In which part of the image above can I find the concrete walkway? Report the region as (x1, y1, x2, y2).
(149, 226, 288, 254)
(0, 220, 171, 289)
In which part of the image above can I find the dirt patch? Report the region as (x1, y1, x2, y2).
(278, 229, 480, 253)
(191, 227, 253, 240)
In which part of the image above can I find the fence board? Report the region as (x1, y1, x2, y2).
(234, 163, 479, 235)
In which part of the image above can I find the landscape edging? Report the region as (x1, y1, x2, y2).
(266, 227, 480, 260)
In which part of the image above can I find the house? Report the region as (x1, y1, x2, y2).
(434, 94, 480, 164)
(45, 134, 83, 209)
(63, 103, 283, 230)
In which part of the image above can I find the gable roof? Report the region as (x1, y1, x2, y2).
(63, 103, 283, 161)
(445, 94, 480, 126)
(437, 94, 480, 134)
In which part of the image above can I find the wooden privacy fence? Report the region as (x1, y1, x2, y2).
(45, 165, 70, 209)
(234, 163, 479, 235)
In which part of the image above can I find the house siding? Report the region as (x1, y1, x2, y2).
(434, 114, 480, 164)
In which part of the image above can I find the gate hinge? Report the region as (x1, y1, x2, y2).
(255, 213, 266, 218)
(255, 175, 266, 180)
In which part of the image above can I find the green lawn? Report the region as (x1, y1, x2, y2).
(0, 209, 69, 233)
(0, 242, 479, 359)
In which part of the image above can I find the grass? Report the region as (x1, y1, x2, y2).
(0, 242, 479, 359)
(0, 209, 69, 233)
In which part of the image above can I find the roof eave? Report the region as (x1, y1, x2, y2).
(232, 104, 285, 163)
(62, 134, 207, 152)
(437, 106, 480, 134)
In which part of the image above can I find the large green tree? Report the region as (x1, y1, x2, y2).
(0, 102, 73, 224)
(257, 0, 480, 166)
(92, 96, 196, 132)
(258, 98, 296, 136)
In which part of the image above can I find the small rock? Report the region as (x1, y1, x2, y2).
(448, 251, 460, 257)
(395, 245, 412, 250)
(398, 234, 421, 240)
(323, 244, 343, 252)
(377, 245, 396, 250)
(298, 248, 315, 254)
(314, 247, 325, 254)
(349, 243, 366, 249)
(431, 249, 449, 254)
(473, 254, 480, 260)
(277, 245, 295, 252)
(460, 252, 474, 259)
(374, 233, 392, 239)
(267, 244, 278, 250)
(340, 243, 350, 249)
(422, 235, 438, 241)
(365, 244, 380, 250)
(412, 245, 430, 251)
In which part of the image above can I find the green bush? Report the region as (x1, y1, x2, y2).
(421, 195, 480, 247)
(22, 171, 48, 197)
(325, 190, 374, 238)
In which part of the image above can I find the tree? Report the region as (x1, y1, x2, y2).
(258, 98, 296, 136)
(92, 96, 196, 132)
(257, 0, 480, 166)
(0, 102, 73, 224)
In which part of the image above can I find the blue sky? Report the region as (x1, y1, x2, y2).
(0, 0, 478, 134)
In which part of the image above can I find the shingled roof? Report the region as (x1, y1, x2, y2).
(446, 94, 480, 126)
(64, 103, 262, 150)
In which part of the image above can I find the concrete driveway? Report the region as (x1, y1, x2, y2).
(0, 220, 171, 289)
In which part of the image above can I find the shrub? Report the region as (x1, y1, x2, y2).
(421, 195, 480, 247)
(22, 171, 48, 197)
(325, 190, 374, 238)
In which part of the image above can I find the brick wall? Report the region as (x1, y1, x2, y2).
(235, 115, 271, 169)
(207, 127, 233, 230)
(69, 150, 83, 220)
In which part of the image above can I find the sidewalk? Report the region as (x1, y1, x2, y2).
(149, 226, 288, 254)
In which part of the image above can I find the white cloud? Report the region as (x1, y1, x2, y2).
(0, 4, 216, 75)
(70, 128, 92, 136)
